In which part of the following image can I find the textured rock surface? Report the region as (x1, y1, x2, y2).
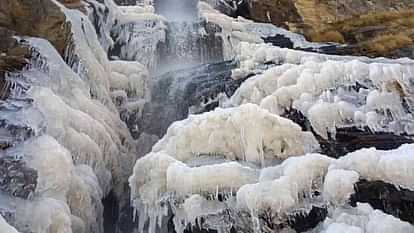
(0, 157, 37, 199)
(113, 0, 137, 5)
(0, 0, 73, 55)
(230, 0, 414, 57)
(350, 179, 414, 224)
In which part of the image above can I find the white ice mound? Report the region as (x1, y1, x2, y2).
(326, 144, 414, 194)
(110, 60, 150, 99)
(237, 154, 333, 214)
(20, 135, 74, 201)
(0, 215, 20, 233)
(153, 103, 319, 163)
(130, 120, 414, 233)
(234, 42, 414, 76)
(228, 46, 414, 139)
(319, 203, 414, 233)
(0, 6, 136, 231)
(129, 103, 320, 233)
(15, 198, 73, 233)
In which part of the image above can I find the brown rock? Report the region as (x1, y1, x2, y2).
(0, 27, 30, 100)
(236, 0, 414, 57)
(0, 0, 73, 55)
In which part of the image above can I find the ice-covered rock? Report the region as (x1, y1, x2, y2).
(153, 104, 318, 163)
(129, 103, 320, 233)
(0, 214, 19, 233)
(0, 2, 138, 231)
(319, 203, 414, 233)
(227, 44, 414, 139)
(328, 145, 414, 192)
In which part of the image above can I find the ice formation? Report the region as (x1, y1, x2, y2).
(111, 6, 167, 69)
(318, 203, 414, 233)
(0, 1, 140, 232)
(198, 2, 338, 61)
(131, 129, 414, 233)
(1, 0, 414, 232)
(129, 104, 323, 233)
(326, 145, 414, 194)
(227, 43, 414, 139)
(126, 1, 414, 230)
(109, 60, 150, 98)
(152, 104, 319, 163)
(15, 198, 73, 233)
(0, 215, 19, 233)
(129, 38, 414, 232)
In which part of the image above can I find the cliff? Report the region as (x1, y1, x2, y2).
(234, 0, 414, 58)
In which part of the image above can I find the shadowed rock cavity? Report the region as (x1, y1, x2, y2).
(350, 179, 414, 224)
(282, 108, 414, 158)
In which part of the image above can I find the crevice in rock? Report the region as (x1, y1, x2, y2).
(103, 190, 119, 233)
(350, 179, 414, 224)
(282, 108, 414, 158)
(287, 206, 328, 233)
(318, 127, 414, 158)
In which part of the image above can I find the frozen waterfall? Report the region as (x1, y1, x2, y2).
(1, 0, 414, 233)
(154, 0, 199, 21)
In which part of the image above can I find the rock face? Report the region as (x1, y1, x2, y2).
(0, 28, 30, 101)
(0, 157, 37, 199)
(229, 0, 414, 58)
(350, 180, 414, 224)
(113, 0, 137, 5)
(0, 0, 73, 55)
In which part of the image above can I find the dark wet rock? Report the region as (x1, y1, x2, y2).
(392, 46, 414, 59)
(208, 0, 250, 19)
(287, 206, 328, 233)
(230, 204, 327, 233)
(139, 60, 238, 137)
(262, 34, 353, 56)
(113, 0, 137, 5)
(318, 126, 414, 158)
(0, 120, 35, 150)
(282, 109, 414, 158)
(350, 179, 414, 224)
(281, 108, 312, 132)
(0, 156, 37, 199)
(183, 224, 218, 233)
(263, 34, 294, 49)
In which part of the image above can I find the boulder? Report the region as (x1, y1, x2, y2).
(0, 0, 72, 55)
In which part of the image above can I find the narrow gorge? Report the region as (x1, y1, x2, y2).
(0, 1, 414, 233)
